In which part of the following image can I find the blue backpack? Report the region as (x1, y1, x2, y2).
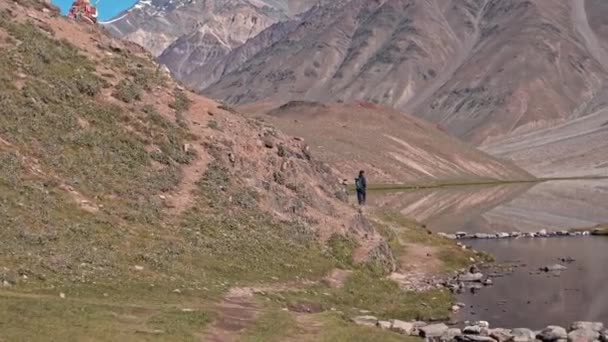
(355, 177, 363, 190)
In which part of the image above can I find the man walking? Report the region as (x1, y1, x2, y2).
(355, 170, 367, 206)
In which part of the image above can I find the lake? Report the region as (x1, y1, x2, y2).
(50, 0, 139, 21)
(459, 237, 608, 329)
(368, 179, 608, 328)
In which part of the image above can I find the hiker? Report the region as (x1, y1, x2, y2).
(355, 170, 367, 206)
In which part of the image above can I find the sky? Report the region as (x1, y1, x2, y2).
(51, 0, 139, 21)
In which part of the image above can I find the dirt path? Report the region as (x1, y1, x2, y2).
(389, 243, 445, 291)
(148, 93, 214, 215)
(200, 287, 262, 342)
(166, 145, 209, 214)
(572, 0, 608, 72)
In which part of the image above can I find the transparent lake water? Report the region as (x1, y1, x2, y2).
(368, 179, 608, 328)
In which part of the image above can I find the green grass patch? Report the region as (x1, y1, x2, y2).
(327, 234, 358, 268)
(147, 309, 213, 339)
(264, 270, 453, 321)
(0, 294, 213, 342)
(317, 313, 420, 342)
(241, 309, 298, 342)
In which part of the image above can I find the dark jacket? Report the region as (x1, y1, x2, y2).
(355, 175, 367, 191)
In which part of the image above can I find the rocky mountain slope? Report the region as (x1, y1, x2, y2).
(169, 0, 606, 177)
(479, 0, 608, 177)
(482, 105, 608, 177)
(240, 101, 530, 183)
(202, 0, 608, 145)
(102, 0, 318, 75)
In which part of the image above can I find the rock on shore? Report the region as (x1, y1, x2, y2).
(441, 229, 594, 241)
(352, 316, 606, 342)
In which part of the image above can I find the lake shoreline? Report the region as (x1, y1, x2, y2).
(357, 175, 608, 193)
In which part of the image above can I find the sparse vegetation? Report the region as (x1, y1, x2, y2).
(218, 102, 237, 113)
(178, 160, 336, 283)
(277, 144, 288, 157)
(113, 79, 142, 103)
(376, 211, 492, 271)
(264, 270, 453, 321)
(241, 309, 299, 342)
(207, 119, 221, 131)
(327, 234, 358, 268)
(169, 89, 192, 113)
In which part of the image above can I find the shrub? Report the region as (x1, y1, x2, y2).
(169, 90, 191, 113)
(207, 119, 221, 131)
(113, 80, 141, 103)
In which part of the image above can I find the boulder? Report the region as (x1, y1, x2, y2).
(600, 329, 607, 342)
(464, 326, 486, 335)
(377, 320, 392, 330)
(568, 329, 599, 342)
(474, 321, 490, 329)
(538, 326, 568, 341)
(497, 232, 510, 239)
(438, 232, 457, 239)
(391, 320, 416, 335)
(352, 315, 378, 327)
(490, 328, 514, 342)
(459, 273, 484, 282)
(474, 233, 493, 239)
(570, 322, 604, 332)
(483, 278, 494, 286)
(456, 232, 468, 238)
(559, 257, 576, 264)
(420, 323, 450, 338)
(262, 137, 275, 148)
(456, 335, 497, 342)
(442, 328, 463, 342)
(512, 328, 537, 342)
(540, 264, 567, 272)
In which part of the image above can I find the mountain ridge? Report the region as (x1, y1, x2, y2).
(239, 100, 531, 183)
